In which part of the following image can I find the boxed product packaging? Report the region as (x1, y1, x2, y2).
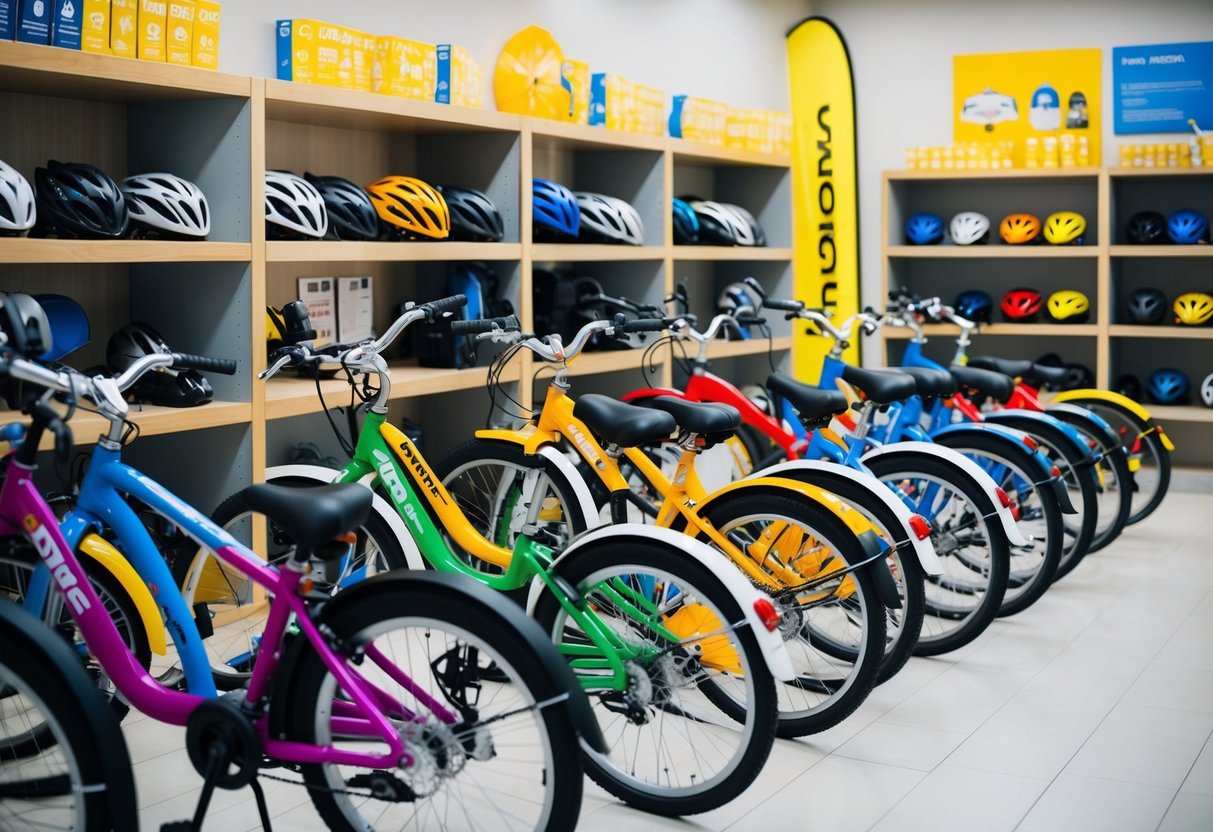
(724, 106, 751, 149)
(373, 35, 436, 100)
(165, 1, 193, 65)
(110, 0, 137, 57)
(51, 0, 82, 49)
(0, 1, 14, 41)
(137, 0, 166, 61)
(561, 58, 590, 123)
(589, 73, 636, 130)
(276, 18, 315, 84)
(190, 0, 218, 69)
(350, 28, 373, 92)
(81, 0, 111, 54)
(436, 44, 483, 108)
(668, 95, 727, 145)
(16, 0, 52, 44)
(633, 84, 665, 137)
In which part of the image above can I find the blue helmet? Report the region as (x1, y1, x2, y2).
(905, 212, 944, 245)
(32, 294, 90, 361)
(953, 290, 994, 323)
(1146, 368, 1190, 404)
(532, 178, 579, 240)
(672, 197, 699, 244)
(1166, 209, 1209, 245)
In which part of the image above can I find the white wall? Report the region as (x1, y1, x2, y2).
(811, 0, 1213, 361)
(217, 0, 809, 110)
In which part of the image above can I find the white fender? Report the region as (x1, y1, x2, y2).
(751, 460, 943, 576)
(264, 464, 426, 570)
(532, 445, 602, 532)
(527, 524, 795, 682)
(860, 442, 1030, 548)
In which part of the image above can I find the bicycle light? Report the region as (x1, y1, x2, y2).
(1020, 434, 1038, 451)
(752, 598, 782, 632)
(908, 514, 932, 540)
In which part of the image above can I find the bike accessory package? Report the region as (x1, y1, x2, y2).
(122, 173, 211, 240)
(1043, 210, 1086, 245)
(1173, 292, 1213, 326)
(439, 185, 505, 242)
(303, 173, 379, 241)
(31, 294, 89, 361)
(1166, 209, 1209, 245)
(0, 159, 36, 236)
(1126, 287, 1168, 325)
(686, 199, 759, 246)
(1000, 287, 1043, 321)
(1046, 290, 1090, 323)
(33, 160, 129, 239)
(574, 192, 644, 245)
(672, 197, 700, 244)
(1125, 210, 1166, 245)
(532, 177, 580, 240)
(949, 211, 990, 245)
(904, 212, 944, 245)
(1115, 373, 1143, 400)
(365, 175, 450, 240)
(413, 262, 513, 368)
(1146, 367, 1190, 404)
(954, 289, 994, 323)
(265, 170, 328, 240)
(999, 212, 1042, 245)
(1201, 372, 1213, 408)
(107, 322, 214, 407)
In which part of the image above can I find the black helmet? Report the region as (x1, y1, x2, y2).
(954, 290, 994, 323)
(1115, 373, 1143, 400)
(0, 292, 52, 358)
(1126, 287, 1167, 324)
(303, 173, 378, 241)
(34, 160, 129, 239)
(1125, 211, 1166, 245)
(107, 322, 213, 407)
(1063, 363, 1095, 390)
(439, 186, 504, 242)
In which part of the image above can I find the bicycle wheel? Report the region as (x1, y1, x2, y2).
(1045, 408, 1133, 557)
(285, 579, 584, 831)
(532, 541, 778, 816)
(1066, 399, 1171, 525)
(864, 452, 1011, 655)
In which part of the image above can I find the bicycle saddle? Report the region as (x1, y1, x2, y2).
(899, 366, 957, 398)
(646, 396, 740, 436)
(969, 355, 1067, 388)
(765, 373, 848, 422)
(240, 482, 373, 554)
(948, 365, 1015, 403)
(574, 394, 676, 448)
(840, 365, 918, 404)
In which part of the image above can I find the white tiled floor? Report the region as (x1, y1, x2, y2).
(127, 491, 1213, 831)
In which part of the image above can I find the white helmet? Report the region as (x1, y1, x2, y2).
(718, 281, 760, 317)
(689, 200, 757, 246)
(265, 170, 328, 240)
(0, 160, 36, 235)
(950, 211, 990, 245)
(574, 192, 644, 245)
(122, 173, 211, 239)
(1201, 372, 1213, 408)
(740, 383, 774, 416)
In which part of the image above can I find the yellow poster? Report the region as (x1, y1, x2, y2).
(954, 48, 1100, 167)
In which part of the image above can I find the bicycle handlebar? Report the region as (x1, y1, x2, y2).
(449, 315, 520, 336)
(171, 353, 238, 375)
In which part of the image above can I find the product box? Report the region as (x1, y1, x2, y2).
(16, 0, 52, 44)
(668, 95, 727, 145)
(136, 0, 165, 60)
(50, 0, 81, 49)
(190, 0, 217, 69)
(335, 26, 374, 90)
(436, 43, 482, 108)
(590, 73, 636, 130)
(336, 276, 374, 343)
(0, 1, 15, 41)
(633, 83, 665, 137)
(275, 18, 313, 83)
(373, 35, 436, 100)
(296, 277, 335, 346)
(165, 0, 192, 65)
(559, 58, 589, 123)
(80, 0, 111, 54)
(110, 0, 137, 57)
(349, 28, 373, 92)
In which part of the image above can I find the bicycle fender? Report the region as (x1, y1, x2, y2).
(264, 464, 426, 571)
(540, 524, 796, 682)
(1048, 389, 1175, 451)
(983, 410, 1099, 462)
(700, 476, 880, 539)
(861, 440, 1030, 547)
(78, 533, 167, 656)
(750, 460, 942, 576)
(620, 386, 684, 403)
(932, 424, 1078, 516)
(1045, 403, 1122, 450)
(462, 436, 601, 532)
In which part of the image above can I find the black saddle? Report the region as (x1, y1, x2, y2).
(574, 394, 676, 448)
(646, 397, 740, 436)
(840, 366, 918, 405)
(948, 365, 1015, 403)
(899, 366, 957, 398)
(766, 373, 848, 423)
(241, 483, 372, 553)
(969, 355, 1067, 388)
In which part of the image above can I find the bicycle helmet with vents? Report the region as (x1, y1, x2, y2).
(1201, 372, 1213, 408)
(366, 175, 449, 240)
(1046, 290, 1090, 323)
(1000, 288, 1043, 321)
(1116, 373, 1143, 400)
(1126, 288, 1168, 324)
(1064, 363, 1095, 390)
(107, 322, 213, 407)
(1173, 292, 1213, 326)
(1125, 210, 1166, 245)
(532, 178, 580, 240)
(954, 289, 994, 323)
(265, 171, 327, 240)
(1043, 211, 1086, 245)
(1166, 209, 1209, 245)
(730, 204, 767, 247)
(34, 160, 129, 239)
(1146, 368, 1189, 404)
(122, 173, 210, 240)
(718, 282, 761, 318)
(32, 294, 89, 361)
(949, 211, 990, 245)
(0, 160, 36, 236)
(999, 212, 1041, 245)
(303, 173, 378, 241)
(672, 197, 699, 244)
(905, 212, 944, 245)
(0, 292, 52, 358)
(574, 192, 644, 245)
(688, 199, 755, 246)
(438, 185, 504, 242)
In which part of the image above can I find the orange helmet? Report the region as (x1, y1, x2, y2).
(1000, 212, 1042, 245)
(364, 176, 450, 240)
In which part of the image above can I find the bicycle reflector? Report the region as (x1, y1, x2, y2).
(1050, 465, 1062, 479)
(995, 486, 1012, 509)
(753, 598, 782, 632)
(908, 514, 932, 541)
(1020, 435, 1038, 451)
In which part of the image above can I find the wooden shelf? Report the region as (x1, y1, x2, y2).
(672, 246, 792, 262)
(886, 245, 1098, 258)
(884, 324, 1099, 338)
(545, 349, 658, 379)
(885, 168, 1099, 182)
(529, 119, 666, 153)
(707, 335, 793, 358)
(265, 241, 522, 263)
(1149, 405, 1213, 423)
(1108, 167, 1213, 179)
(532, 244, 666, 262)
(3, 400, 253, 452)
(1109, 245, 1213, 257)
(1109, 325, 1213, 339)
(0, 239, 252, 264)
(669, 139, 790, 168)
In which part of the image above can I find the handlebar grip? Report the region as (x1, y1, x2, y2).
(619, 317, 668, 333)
(171, 353, 238, 375)
(735, 315, 767, 327)
(450, 315, 520, 335)
(762, 297, 804, 312)
(420, 294, 468, 320)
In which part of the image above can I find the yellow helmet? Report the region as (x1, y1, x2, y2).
(1043, 211, 1086, 245)
(1173, 292, 1213, 326)
(1046, 290, 1090, 323)
(365, 176, 450, 240)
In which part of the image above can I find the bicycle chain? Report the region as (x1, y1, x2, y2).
(256, 767, 375, 799)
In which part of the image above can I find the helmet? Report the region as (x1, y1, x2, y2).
(999, 212, 1041, 245)
(1046, 290, 1090, 323)
(954, 290, 994, 323)
(303, 173, 378, 241)
(1166, 209, 1209, 245)
(1146, 368, 1190, 404)
(0, 160, 36, 236)
(688, 200, 756, 246)
(1126, 288, 1168, 324)
(1064, 363, 1095, 390)
(1115, 373, 1143, 400)
(264, 171, 328, 240)
(34, 160, 129, 239)
(532, 178, 580, 240)
(729, 204, 766, 246)
(32, 294, 89, 362)
(107, 322, 213, 407)
(365, 175, 449, 240)
(1173, 292, 1213, 326)
(718, 282, 760, 318)
(0, 292, 52, 358)
(1043, 211, 1086, 245)
(905, 212, 944, 245)
(672, 197, 699, 244)
(1000, 288, 1043, 321)
(574, 192, 644, 245)
(1201, 372, 1213, 408)
(949, 211, 990, 245)
(122, 173, 210, 239)
(1125, 210, 1166, 245)
(438, 185, 504, 242)
(740, 384, 774, 416)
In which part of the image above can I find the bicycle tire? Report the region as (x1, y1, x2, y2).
(1045, 408, 1133, 557)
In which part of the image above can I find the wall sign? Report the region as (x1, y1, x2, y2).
(1113, 41, 1213, 135)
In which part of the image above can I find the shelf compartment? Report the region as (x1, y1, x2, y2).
(266, 242, 522, 263)
(1147, 405, 1213, 423)
(883, 324, 1098, 338)
(1109, 245, 1213, 257)
(668, 139, 789, 168)
(532, 244, 666, 262)
(707, 335, 793, 358)
(886, 246, 1098, 258)
(1110, 326, 1213, 339)
(1108, 168, 1213, 180)
(885, 168, 1099, 183)
(529, 120, 666, 153)
(673, 247, 792, 261)
(0, 239, 252, 264)
(3, 400, 253, 452)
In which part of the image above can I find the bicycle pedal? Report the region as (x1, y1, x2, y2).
(160, 822, 192, 831)
(157, 666, 187, 690)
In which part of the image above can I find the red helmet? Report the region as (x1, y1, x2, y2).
(1000, 288, 1043, 322)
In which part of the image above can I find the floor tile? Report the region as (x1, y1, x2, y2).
(878, 666, 1034, 732)
(1017, 773, 1175, 832)
(1123, 661, 1213, 714)
(1065, 702, 1213, 788)
(870, 764, 1048, 832)
(1180, 736, 1213, 796)
(833, 720, 969, 771)
(1157, 790, 1213, 832)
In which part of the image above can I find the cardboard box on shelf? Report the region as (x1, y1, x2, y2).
(0, 1, 15, 41)
(81, 0, 111, 54)
(110, 0, 137, 57)
(633, 83, 665, 137)
(51, 0, 82, 49)
(165, 1, 193, 65)
(590, 73, 635, 130)
(16, 0, 52, 44)
(436, 43, 483, 108)
(350, 28, 373, 92)
(137, 0, 166, 61)
(276, 18, 318, 84)
(190, 0, 217, 68)
(669, 95, 727, 145)
(561, 58, 590, 123)
(373, 35, 436, 100)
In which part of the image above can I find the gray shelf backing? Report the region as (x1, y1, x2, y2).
(1111, 337, 1212, 385)
(671, 260, 793, 340)
(417, 132, 521, 244)
(1110, 259, 1210, 324)
(557, 150, 665, 247)
(122, 423, 253, 517)
(673, 163, 792, 248)
(0, 91, 128, 180)
(1112, 179, 1213, 243)
(888, 258, 1099, 306)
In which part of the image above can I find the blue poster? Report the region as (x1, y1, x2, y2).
(1114, 41, 1213, 134)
